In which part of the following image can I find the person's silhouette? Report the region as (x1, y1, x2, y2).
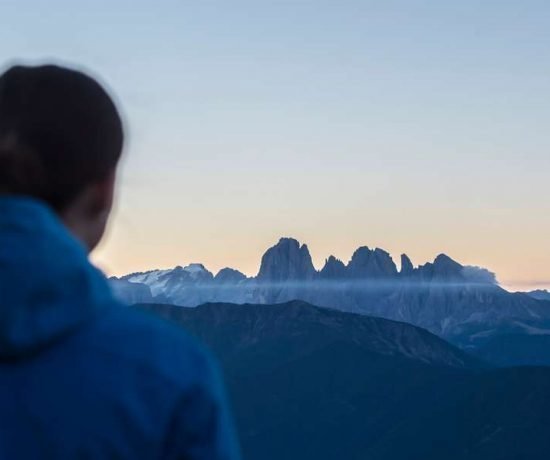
(0, 64, 241, 460)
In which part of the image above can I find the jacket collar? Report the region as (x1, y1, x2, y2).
(0, 196, 113, 359)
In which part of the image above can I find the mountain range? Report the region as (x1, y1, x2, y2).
(138, 300, 550, 460)
(110, 238, 550, 457)
(112, 237, 550, 354)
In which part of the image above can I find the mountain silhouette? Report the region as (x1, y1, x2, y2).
(113, 237, 550, 352)
(138, 301, 550, 460)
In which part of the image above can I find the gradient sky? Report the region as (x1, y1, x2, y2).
(1, 0, 549, 290)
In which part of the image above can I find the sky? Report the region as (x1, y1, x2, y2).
(1, 0, 549, 290)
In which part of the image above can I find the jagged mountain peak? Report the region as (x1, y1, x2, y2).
(434, 253, 461, 267)
(413, 253, 463, 281)
(277, 236, 300, 246)
(171, 263, 209, 273)
(114, 237, 524, 347)
(348, 246, 397, 278)
(170, 263, 213, 281)
(431, 254, 464, 278)
(349, 246, 371, 259)
(215, 267, 247, 283)
(257, 237, 316, 281)
(400, 254, 414, 276)
(320, 255, 347, 279)
(184, 262, 208, 272)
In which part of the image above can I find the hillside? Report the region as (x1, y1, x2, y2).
(137, 301, 550, 460)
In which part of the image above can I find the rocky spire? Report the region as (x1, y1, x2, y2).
(320, 255, 348, 279)
(400, 254, 414, 276)
(257, 238, 316, 281)
(415, 254, 463, 281)
(347, 247, 398, 278)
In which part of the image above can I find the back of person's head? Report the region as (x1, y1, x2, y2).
(0, 64, 123, 211)
(0, 63, 124, 249)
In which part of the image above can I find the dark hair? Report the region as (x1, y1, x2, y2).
(0, 64, 124, 211)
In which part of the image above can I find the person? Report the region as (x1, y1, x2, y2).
(0, 64, 241, 459)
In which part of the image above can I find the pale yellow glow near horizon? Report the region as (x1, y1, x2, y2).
(3, 0, 550, 295)
(91, 113, 550, 295)
(93, 178, 550, 293)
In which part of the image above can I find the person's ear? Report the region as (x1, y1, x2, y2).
(86, 170, 116, 219)
(61, 170, 117, 252)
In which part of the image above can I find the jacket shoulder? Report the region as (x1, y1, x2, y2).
(81, 305, 241, 459)
(79, 304, 218, 390)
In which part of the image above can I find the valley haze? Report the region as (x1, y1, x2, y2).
(112, 237, 550, 350)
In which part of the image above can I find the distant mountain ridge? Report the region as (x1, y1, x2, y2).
(527, 289, 550, 301)
(141, 300, 480, 370)
(112, 237, 550, 348)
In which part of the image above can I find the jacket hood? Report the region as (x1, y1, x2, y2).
(0, 197, 113, 359)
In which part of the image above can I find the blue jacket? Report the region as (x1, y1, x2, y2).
(0, 197, 241, 460)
